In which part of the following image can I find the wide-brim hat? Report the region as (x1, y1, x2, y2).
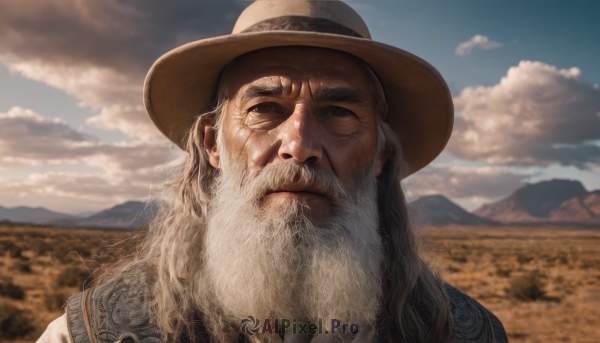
(144, 0, 453, 177)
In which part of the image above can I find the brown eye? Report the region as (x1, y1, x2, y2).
(323, 106, 353, 117)
(245, 103, 286, 130)
(319, 106, 360, 135)
(249, 103, 280, 114)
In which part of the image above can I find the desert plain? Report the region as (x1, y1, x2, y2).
(0, 223, 598, 343)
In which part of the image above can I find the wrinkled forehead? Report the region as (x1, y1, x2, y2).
(219, 46, 376, 98)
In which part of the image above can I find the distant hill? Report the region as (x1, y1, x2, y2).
(548, 190, 600, 224)
(3, 178, 599, 229)
(474, 179, 594, 224)
(49, 201, 154, 229)
(412, 195, 499, 226)
(0, 205, 73, 224)
(70, 210, 99, 218)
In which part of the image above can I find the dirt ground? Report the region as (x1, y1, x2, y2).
(422, 225, 600, 343)
(1, 223, 599, 342)
(0, 224, 138, 343)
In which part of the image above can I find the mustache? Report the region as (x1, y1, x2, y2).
(242, 162, 346, 203)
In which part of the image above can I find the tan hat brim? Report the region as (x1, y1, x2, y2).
(144, 31, 453, 177)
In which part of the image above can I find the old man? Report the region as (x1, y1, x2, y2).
(38, 1, 507, 342)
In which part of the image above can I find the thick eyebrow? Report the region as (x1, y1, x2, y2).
(313, 87, 367, 105)
(238, 84, 367, 106)
(239, 84, 284, 104)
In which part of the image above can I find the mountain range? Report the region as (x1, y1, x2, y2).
(0, 206, 71, 223)
(415, 179, 600, 226)
(0, 201, 154, 229)
(46, 201, 155, 229)
(411, 195, 500, 226)
(1, 179, 599, 228)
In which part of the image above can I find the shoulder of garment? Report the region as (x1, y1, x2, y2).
(444, 283, 508, 343)
(65, 263, 162, 343)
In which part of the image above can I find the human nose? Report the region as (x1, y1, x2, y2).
(277, 104, 322, 164)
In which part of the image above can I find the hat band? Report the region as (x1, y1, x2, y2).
(241, 16, 364, 38)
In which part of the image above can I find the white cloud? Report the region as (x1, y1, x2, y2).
(408, 164, 526, 201)
(86, 104, 163, 141)
(449, 61, 600, 168)
(0, 106, 171, 173)
(0, 56, 158, 142)
(0, 1, 246, 210)
(455, 34, 503, 56)
(1, 59, 141, 108)
(0, 106, 179, 211)
(0, 107, 96, 167)
(0, 172, 151, 204)
(0, 0, 245, 139)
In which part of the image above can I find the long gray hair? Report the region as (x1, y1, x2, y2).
(113, 59, 453, 343)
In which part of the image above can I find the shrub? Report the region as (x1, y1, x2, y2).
(495, 266, 512, 278)
(0, 303, 35, 339)
(44, 292, 68, 312)
(30, 238, 53, 256)
(53, 241, 92, 263)
(0, 276, 25, 300)
(517, 254, 534, 264)
(447, 266, 461, 273)
(56, 266, 93, 288)
(507, 272, 546, 301)
(556, 253, 569, 265)
(581, 259, 600, 270)
(11, 261, 32, 273)
(451, 255, 468, 263)
(0, 241, 22, 258)
(52, 241, 75, 262)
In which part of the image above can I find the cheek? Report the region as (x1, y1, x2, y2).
(321, 116, 362, 136)
(222, 121, 277, 169)
(220, 114, 251, 162)
(320, 128, 378, 181)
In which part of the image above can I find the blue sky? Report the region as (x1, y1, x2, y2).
(349, 0, 600, 209)
(0, 0, 598, 213)
(359, 0, 600, 90)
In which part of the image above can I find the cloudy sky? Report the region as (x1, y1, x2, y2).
(0, 0, 599, 214)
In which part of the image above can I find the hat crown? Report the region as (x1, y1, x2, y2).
(232, 0, 372, 39)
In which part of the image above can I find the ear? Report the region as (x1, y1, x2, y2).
(375, 142, 391, 177)
(203, 122, 220, 169)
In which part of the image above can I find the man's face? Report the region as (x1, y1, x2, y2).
(206, 47, 385, 223)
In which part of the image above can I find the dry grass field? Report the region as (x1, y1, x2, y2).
(422, 226, 600, 343)
(0, 223, 598, 342)
(0, 224, 138, 343)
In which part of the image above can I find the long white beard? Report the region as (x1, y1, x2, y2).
(196, 155, 384, 333)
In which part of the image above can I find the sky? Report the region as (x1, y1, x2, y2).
(0, 0, 599, 214)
